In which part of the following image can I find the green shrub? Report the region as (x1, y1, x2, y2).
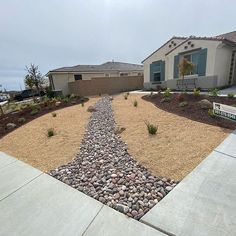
(227, 92, 235, 98)
(47, 128, 55, 137)
(209, 88, 219, 97)
(179, 101, 188, 107)
(18, 117, 26, 123)
(193, 88, 200, 96)
(208, 109, 215, 118)
(160, 97, 171, 103)
(30, 109, 39, 115)
(51, 112, 57, 117)
(124, 94, 128, 100)
(133, 100, 138, 107)
(145, 122, 158, 135)
(81, 102, 84, 107)
(63, 97, 70, 103)
(163, 88, 171, 98)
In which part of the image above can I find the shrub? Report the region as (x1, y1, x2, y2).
(51, 112, 57, 117)
(149, 91, 154, 98)
(47, 128, 55, 137)
(177, 93, 185, 102)
(18, 117, 26, 123)
(127, 92, 130, 96)
(179, 101, 188, 107)
(81, 102, 84, 107)
(63, 97, 70, 103)
(124, 94, 128, 100)
(228, 92, 235, 98)
(145, 122, 158, 135)
(208, 109, 215, 118)
(209, 88, 219, 97)
(133, 100, 138, 107)
(70, 93, 76, 99)
(193, 88, 200, 96)
(163, 88, 171, 98)
(30, 109, 39, 115)
(160, 97, 171, 103)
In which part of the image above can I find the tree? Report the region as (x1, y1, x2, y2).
(25, 64, 45, 94)
(178, 58, 194, 80)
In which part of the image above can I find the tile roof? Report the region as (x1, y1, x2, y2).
(216, 31, 236, 43)
(49, 61, 143, 73)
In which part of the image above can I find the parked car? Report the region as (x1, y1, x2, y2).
(14, 89, 45, 101)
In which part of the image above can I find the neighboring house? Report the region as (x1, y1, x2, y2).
(47, 61, 143, 95)
(143, 31, 236, 90)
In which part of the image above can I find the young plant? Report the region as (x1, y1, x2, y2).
(124, 94, 128, 100)
(47, 128, 55, 137)
(178, 58, 194, 90)
(227, 92, 235, 98)
(133, 100, 138, 107)
(193, 88, 200, 96)
(149, 91, 154, 98)
(209, 88, 219, 97)
(51, 112, 57, 117)
(208, 109, 215, 118)
(81, 102, 84, 107)
(145, 121, 158, 135)
(163, 88, 171, 98)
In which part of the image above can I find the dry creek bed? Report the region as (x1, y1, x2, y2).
(49, 96, 177, 220)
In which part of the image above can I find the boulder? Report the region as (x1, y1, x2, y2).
(198, 99, 212, 109)
(6, 123, 17, 129)
(55, 101, 61, 107)
(87, 106, 97, 112)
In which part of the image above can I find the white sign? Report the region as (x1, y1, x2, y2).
(213, 102, 236, 122)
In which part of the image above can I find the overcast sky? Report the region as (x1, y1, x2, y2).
(0, 0, 235, 91)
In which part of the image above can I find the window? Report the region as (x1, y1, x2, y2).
(74, 74, 82, 80)
(153, 72, 161, 82)
(120, 72, 129, 76)
(182, 53, 198, 75)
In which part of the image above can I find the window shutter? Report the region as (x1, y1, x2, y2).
(173, 55, 180, 79)
(192, 52, 199, 74)
(150, 64, 154, 81)
(161, 61, 165, 81)
(198, 48, 207, 76)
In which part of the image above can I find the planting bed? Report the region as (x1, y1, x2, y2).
(143, 93, 236, 130)
(50, 97, 177, 220)
(0, 97, 88, 139)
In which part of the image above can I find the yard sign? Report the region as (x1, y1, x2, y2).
(213, 102, 236, 122)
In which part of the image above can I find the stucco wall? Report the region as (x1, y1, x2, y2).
(214, 45, 233, 87)
(143, 38, 185, 83)
(68, 76, 143, 96)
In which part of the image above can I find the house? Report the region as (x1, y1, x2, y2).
(47, 61, 143, 95)
(143, 31, 236, 90)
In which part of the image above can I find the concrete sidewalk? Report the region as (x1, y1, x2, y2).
(0, 152, 165, 236)
(141, 131, 236, 236)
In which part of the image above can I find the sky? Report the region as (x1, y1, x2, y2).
(0, 0, 236, 91)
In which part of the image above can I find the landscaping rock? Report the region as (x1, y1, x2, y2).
(87, 106, 97, 112)
(55, 101, 61, 107)
(6, 123, 17, 129)
(49, 96, 177, 220)
(198, 99, 213, 109)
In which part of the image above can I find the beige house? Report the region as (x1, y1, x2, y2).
(143, 31, 236, 90)
(47, 61, 143, 95)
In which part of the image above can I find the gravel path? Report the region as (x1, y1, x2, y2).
(49, 96, 178, 220)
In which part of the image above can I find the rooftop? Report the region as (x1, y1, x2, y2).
(49, 61, 143, 73)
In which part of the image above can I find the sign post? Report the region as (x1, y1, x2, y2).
(213, 102, 236, 122)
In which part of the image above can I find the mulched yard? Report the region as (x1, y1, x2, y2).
(0, 97, 88, 139)
(143, 93, 236, 130)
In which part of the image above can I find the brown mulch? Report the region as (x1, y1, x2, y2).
(0, 97, 88, 139)
(142, 93, 236, 130)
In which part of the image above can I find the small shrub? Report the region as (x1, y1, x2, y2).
(133, 100, 138, 107)
(18, 117, 26, 123)
(227, 92, 235, 98)
(51, 112, 57, 117)
(160, 97, 171, 103)
(179, 101, 188, 107)
(193, 88, 200, 96)
(124, 94, 128, 100)
(63, 97, 70, 103)
(163, 88, 171, 98)
(30, 109, 39, 115)
(208, 109, 215, 118)
(209, 88, 219, 97)
(145, 122, 158, 135)
(149, 91, 153, 98)
(81, 102, 84, 107)
(70, 94, 76, 99)
(177, 93, 185, 102)
(47, 128, 55, 137)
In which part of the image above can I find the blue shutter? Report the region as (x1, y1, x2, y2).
(173, 55, 179, 79)
(192, 52, 199, 74)
(150, 64, 154, 81)
(198, 48, 207, 76)
(161, 61, 165, 81)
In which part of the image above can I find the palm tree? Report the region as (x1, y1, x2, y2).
(178, 58, 194, 90)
